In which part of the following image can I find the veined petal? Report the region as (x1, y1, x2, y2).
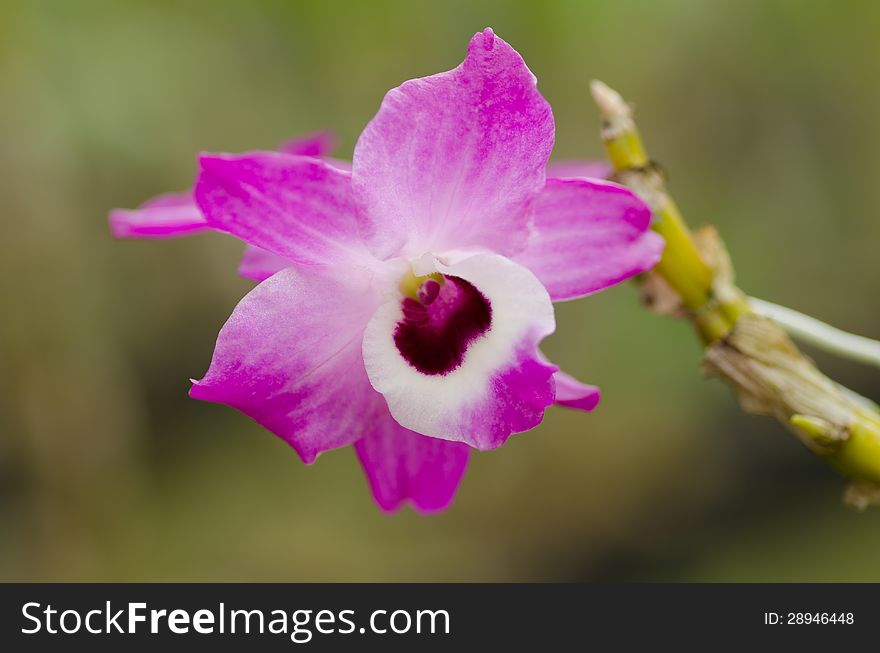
(196, 152, 375, 267)
(513, 178, 664, 302)
(236, 133, 347, 281)
(190, 266, 386, 463)
(352, 27, 554, 259)
(355, 412, 470, 513)
(109, 191, 208, 239)
(110, 132, 337, 241)
(363, 253, 556, 450)
(546, 160, 611, 180)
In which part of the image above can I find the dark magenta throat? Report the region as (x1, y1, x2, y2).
(393, 276, 492, 376)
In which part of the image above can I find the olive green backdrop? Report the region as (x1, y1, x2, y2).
(1, 0, 879, 580)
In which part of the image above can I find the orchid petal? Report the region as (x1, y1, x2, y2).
(111, 133, 337, 241)
(513, 178, 664, 302)
(190, 266, 385, 463)
(109, 191, 208, 239)
(278, 131, 337, 157)
(355, 412, 470, 513)
(553, 369, 601, 412)
(352, 28, 554, 259)
(363, 253, 556, 450)
(236, 134, 348, 281)
(280, 132, 352, 171)
(536, 350, 602, 413)
(196, 152, 374, 267)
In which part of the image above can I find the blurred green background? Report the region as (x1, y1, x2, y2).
(1, 0, 879, 581)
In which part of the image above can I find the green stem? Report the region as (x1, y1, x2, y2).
(590, 81, 749, 343)
(590, 79, 880, 506)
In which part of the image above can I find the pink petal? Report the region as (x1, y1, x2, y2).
(355, 412, 470, 513)
(236, 132, 345, 281)
(535, 350, 602, 413)
(190, 266, 386, 463)
(363, 253, 556, 450)
(280, 132, 351, 169)
(111, 132, 337, 242)
(109, 191, 208, 239)
(279, 132, 353, 170)
(278, 131, 337, 157)
(459, 343, 559, 448)
(237, 245, 291, 282)
(554, 369, 601, 412)
(195, 152, 375, 267)
(513, 178, 664, 302)
(352, 27, 554, 259)
(546, 160, 612, 180)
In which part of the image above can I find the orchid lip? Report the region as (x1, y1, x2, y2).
(393, 274, 492, 376)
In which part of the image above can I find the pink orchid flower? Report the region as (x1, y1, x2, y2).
(111, 28, 663, 512)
